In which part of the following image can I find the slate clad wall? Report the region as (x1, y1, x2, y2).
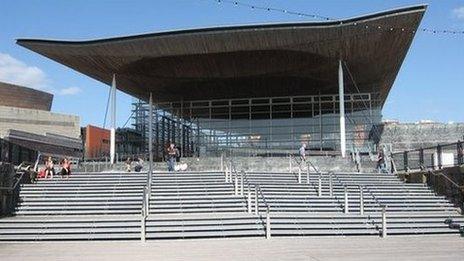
(0, 81, 53, 111)
(378, 123, 464, 152)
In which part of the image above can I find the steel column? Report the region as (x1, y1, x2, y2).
(110, 74, 117, 165)
(148, 93, 154, 193)
(338, 60, 346, 158)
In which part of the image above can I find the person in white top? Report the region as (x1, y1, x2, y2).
(299, 143, 307, 162)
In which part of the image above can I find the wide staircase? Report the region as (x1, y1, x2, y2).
(0, 168, 463, 241)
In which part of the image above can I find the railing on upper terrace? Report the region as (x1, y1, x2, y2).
(391, 140, 464, 172)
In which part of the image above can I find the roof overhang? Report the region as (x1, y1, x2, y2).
(17, 5, 426, 106)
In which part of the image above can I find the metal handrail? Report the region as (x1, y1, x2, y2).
(364, 185, 383, 209)
(0, 172, 26, 191)
(140, 186, 148, 242)
(391, 141, 463, 155)
(289, 154, 321, 182)
(427, 170, 462, 190)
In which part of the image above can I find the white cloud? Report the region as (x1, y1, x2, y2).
(452, 6, 464, 20)
(0, 52, 82, 96)
(58, 86, 81, 96)
(0, 52, 49, 90)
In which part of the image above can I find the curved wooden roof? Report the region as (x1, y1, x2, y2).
(17, 5, 426, 105)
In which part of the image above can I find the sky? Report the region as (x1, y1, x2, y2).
(0, 0, 463, 128)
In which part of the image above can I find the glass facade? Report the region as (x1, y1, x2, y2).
(133, 92, 382, 159)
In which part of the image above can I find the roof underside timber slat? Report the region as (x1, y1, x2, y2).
(16, 5, 426, 106)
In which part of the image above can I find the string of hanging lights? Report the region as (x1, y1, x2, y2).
(210, 0, 464, 35)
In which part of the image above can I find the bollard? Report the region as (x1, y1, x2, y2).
(247, 189, 252, 213)
(254, 186, 259, 215)
(329, 173, 333, 197)
(382, 206, 387, 238)
(306, 167, 310, 184)
(318, 174, 322, 197)
(266, 207, 271, 239)
(359, 186, 364, 215)
(234, 171, 238, 196)
(298, 168, 301, 184)
(344, 186, 349, 214)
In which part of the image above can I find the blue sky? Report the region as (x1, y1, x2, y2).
(1, 0, 463, 127)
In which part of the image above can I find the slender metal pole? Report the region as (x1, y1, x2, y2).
(266, 207, 271, 239)
(141, 214, 146, 242)
(318, 174, 322, 197)
(382, 206, 387, 238)
(148, 93, 153, 194)
(234, 171, 238, 196)
(240, 172, 244, 196)
(344, 186, 349, 214)
(289, 155, 292, 173)
(338, 60, 346, 158)
(329, 173, 333, 197)
(110, 74, 117, 164)
(229, 161, 232, 183)
(359, 186, 364, 215)
(306, 165, 310, 184)
(298, 167, 301, 184)
(224, 166, 228, 183)
(254, 186, 259, 215)
(247, 189, 252, 213)
(220, 154, 224, 171)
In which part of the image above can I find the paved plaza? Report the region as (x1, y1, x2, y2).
(1, 235, 463, 261)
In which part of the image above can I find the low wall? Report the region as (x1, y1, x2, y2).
(377, 122, 464, 152)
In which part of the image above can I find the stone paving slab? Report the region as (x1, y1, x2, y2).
(0, 235, 463, 261)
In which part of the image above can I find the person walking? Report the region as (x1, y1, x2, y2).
(299, 143, 307, 162)
(377, 148, 386, 173)
(166, 143, 179, 172)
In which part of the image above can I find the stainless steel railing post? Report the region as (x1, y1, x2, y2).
(306, 165, 310, 184)
(382, 206, 387, 238)
(220, 154, 224, 172)
(329, 173, 333, 197)
(289, 155, 292, 173)
(240, 171, 244, 196)
(266, 207, 271, 239)
(229, 161, 233, 183)
(247, 188, 252, 213)
(318, 173, 322, 197)
(344, 186, 349, 214)
(298, 167, 301, 184)
(254, 186, 259, 215)
(234, 170, 238, 196)
(359, 186, 364, 215)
